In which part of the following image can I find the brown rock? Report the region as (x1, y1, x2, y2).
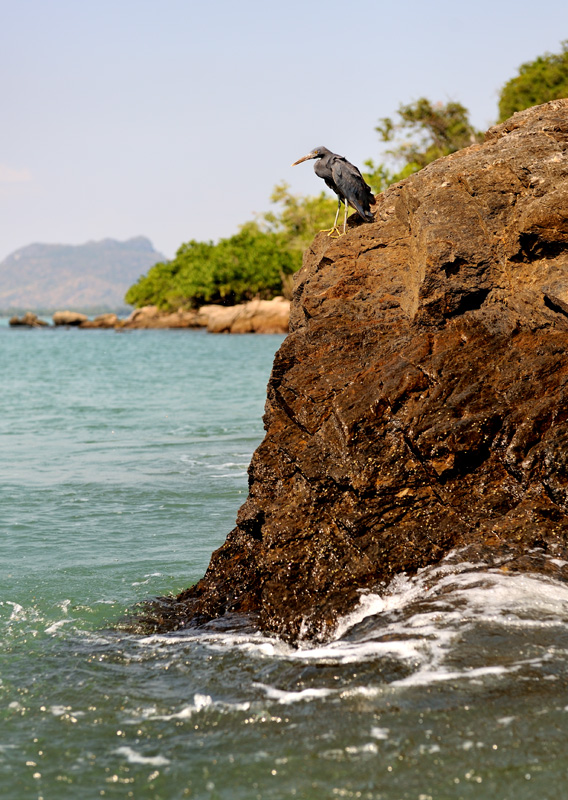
(200, 304, 243, 333)
(9, 312, 48, 327)
(202, 298, 290, 333)
(52, 310, 88, 326)
(80, 313, 119, 329)
(115, 300, 289, 332)
(231, 297, 290, 334)
(156, 100, 568, 642)
(119, 305, 204, 329)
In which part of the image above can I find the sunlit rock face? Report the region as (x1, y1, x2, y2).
(168, 100, 568, 642)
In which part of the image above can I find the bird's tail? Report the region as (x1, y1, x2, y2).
(350, 198, 375, 223)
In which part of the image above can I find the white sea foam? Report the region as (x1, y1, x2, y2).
(114, 746, 170, 766)
(126, 693, 250, 723)
(132, 572, 163, 586)
(45, 619, 74, 634)
(207, 462, 249, 470)
(497, 716, 516, 726)
(2, 601, 26, 621)
(253, 683, 334, 704)
(392, 663, 511, 688)
(137, 551, 568, 690)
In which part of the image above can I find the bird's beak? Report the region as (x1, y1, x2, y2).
(291, 151, 317, 166)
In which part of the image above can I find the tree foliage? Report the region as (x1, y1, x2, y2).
(364, 98, 482, 189)
(256, 182, 338, 252)
(498, 41, 568, 122)
(125, 229, 300, 310)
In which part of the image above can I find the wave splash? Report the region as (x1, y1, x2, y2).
(139, 550, 568, 693)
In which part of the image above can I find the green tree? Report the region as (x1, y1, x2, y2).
(498, 41, 568, 122)
(125, 229, 300, 310)
(364, 98, 482, 188)
(255, 182, 338, 253)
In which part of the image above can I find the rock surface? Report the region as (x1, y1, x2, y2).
(150, 101, 568, 642)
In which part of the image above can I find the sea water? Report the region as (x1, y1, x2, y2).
(2, 320, 568, 799)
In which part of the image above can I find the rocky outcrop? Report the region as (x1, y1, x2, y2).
(80, 313, 120, 329)
(8, 300, 290, 332)
(119, 298, 290, 333)
(9, 312, 48, 327)
(154, 100, 568, 642)
(202, 298, 290, 334)
(118, 305, 203, 329)
(52, 310, 88, 326)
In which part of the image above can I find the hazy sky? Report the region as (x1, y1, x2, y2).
(1, 0, 566, 262)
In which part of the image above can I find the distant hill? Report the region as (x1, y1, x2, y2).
(0, 236, 166, 313)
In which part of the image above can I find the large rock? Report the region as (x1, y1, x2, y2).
(202, 297, 290, 334)
(52, 310, 88, 326)
(119, 305, 203, 329)
(158, 101, 568, 642)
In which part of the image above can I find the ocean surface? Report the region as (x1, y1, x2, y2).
(2, 319, 568, 799)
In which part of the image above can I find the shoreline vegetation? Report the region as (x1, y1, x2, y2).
(8, 297, 290, 334)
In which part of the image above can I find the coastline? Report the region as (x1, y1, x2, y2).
(7, 296, 290, 334)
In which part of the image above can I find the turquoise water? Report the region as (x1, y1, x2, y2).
(3, 322, 568, 799)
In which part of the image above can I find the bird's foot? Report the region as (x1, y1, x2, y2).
(320, 226, 344, 238)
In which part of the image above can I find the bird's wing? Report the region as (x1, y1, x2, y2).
(330, 159, 348, 200)
(330, 159, 344, 182)
(331, 157, 374, 221)
(332, 157, 368, 186)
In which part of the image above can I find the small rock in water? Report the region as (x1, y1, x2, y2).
(52, 310, 88, 326)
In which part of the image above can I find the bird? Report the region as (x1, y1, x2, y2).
(291, 146, 375, 237)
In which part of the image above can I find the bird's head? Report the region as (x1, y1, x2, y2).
(291, 146, 329, 166)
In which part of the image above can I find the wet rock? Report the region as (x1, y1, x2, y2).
(52, 310, 88, 326)
(9, 312, 49, 327)
(164, 100, 568, 642)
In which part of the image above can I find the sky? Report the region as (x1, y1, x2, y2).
(1, 0, 567, 263)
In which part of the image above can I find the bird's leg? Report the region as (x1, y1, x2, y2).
(343, 198, 349, 234)
(324, 198, 343, 238)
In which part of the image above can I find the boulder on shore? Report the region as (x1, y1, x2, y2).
(119, 298, 290, 333)
(202, 297, 290, 334)
(150, 100, 568, 643)
(119, 305, 204, 329)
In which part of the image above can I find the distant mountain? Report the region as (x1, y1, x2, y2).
(0, 236, 166, 313)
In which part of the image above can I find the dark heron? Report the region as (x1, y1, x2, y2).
(292, 146, 375, 236)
